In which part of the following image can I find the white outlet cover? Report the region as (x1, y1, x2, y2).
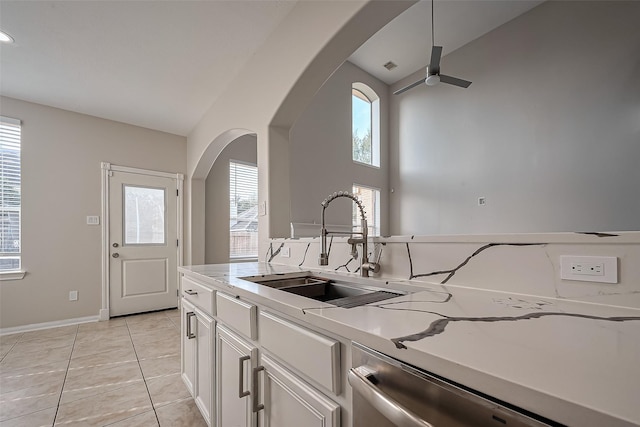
(86, 216, 100, 225)
(560, 256, 618, 284)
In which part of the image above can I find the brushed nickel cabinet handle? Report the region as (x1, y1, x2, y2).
(186, 312, 196, 339)
(252, 365, 265, 413)
(238, 355, 251, 398)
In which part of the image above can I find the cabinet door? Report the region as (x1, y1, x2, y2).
(194, 309, 215, 427)
(259, 354, 340, 427)
(181, 299, 196, 396)
(216, 325, 257, 427)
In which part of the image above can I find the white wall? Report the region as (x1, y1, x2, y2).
(205, 134, 257, 263)
(389, 1, 640, 235)
(290, 61, 390, 235)
(0, 97, 186, 329)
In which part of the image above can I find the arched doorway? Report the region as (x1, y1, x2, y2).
(204, 134, 258, 263)
(185, 2, 415, 265)
(189, 129, 256, 265)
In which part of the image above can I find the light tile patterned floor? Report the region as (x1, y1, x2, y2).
(0, 309, 207, 426)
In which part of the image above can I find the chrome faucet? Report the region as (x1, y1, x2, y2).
(318, 191, 380, 277)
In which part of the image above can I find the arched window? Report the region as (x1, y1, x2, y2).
(352, 83, 380, 167)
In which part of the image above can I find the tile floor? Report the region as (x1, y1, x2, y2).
(0, 309, 207, 426)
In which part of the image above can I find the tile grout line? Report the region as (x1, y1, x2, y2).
(51, 324, 79, 426)
(126, 316, 163, 427)
(0, 311, 183, 426)
(0, 333, 22, 363)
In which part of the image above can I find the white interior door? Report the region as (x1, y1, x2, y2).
(109, 169, 180, 316)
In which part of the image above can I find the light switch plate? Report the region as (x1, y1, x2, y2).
(281, 247, 290, 258)
(560, 256, 618, 284)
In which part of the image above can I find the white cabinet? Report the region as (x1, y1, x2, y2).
(181, 297, 215, 427)
(181, 274, 344, 427)
(217, 292, 257, 340)
(257, 354, 341, 427)
(216, 325, 258, 427)
(259, 311, 340, 393)
(181, 299, 196, 396)
(194, 308, 215, 426)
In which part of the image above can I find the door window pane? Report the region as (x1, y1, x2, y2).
(124, 186, 166, 245)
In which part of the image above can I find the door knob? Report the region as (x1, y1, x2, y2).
(112, 253, 119, 258)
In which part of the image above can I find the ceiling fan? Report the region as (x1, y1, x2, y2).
(394, 0, 472, 95)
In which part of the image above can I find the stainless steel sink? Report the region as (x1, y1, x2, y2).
(254, 275, 329, 289)
(243, 274, 406, 308)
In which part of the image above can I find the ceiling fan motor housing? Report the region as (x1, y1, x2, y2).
(425, 71, 440, 86)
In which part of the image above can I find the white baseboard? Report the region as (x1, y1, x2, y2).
(0, 315, 100, 336)
(99, 309, 110, 321)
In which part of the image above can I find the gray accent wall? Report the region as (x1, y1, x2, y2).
(389, 1, 640, 235)
(290, 61, 390, 235)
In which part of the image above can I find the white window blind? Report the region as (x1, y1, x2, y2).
(0, 116, 22, 271)
(229, 161, 258, 259)
(353, 184, 380, 237)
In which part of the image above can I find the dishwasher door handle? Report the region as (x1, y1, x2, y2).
(348, 366, 435, 427)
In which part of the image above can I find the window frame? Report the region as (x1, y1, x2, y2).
(229, 159, 258, 261)
(351, 83, 380, 168)
(0, 116, 24, 280)
(352, 183, 381, 237)
(122, 184, 167, 246)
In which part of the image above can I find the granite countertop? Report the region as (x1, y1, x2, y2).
(179, 262, 640, 427)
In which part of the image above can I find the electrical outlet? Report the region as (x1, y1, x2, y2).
(282, 247, 290, 258)
(69, 291, 78, 301)
(560, 256, 618, 284)
(86, 216, 100, 225)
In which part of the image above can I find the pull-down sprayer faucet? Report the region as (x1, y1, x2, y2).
(318, 191, 380, 277)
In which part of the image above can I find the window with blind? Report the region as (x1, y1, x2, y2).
(229, 161, 258, 259)
(353, 184, 380, 237)
(0, 116, 21, 272)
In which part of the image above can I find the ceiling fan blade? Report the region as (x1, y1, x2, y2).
(429, 46, 442, 74)
(393, 78, 425, 95)
(440, 74, 472, 88)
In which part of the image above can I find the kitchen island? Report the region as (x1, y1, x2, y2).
(180, 262, 640, 427)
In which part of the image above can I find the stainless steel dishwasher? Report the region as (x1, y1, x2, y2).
(349, 342, 561, 427)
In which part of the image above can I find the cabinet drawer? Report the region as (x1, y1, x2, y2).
(259, 312, 340, 394)
(216, 292, 257, 340)
(182, 276, 216, 316)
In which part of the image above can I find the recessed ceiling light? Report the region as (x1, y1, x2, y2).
(0, 30, 14, 44)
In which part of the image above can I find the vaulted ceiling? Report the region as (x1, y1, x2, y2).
(0, 1, 542, 136)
